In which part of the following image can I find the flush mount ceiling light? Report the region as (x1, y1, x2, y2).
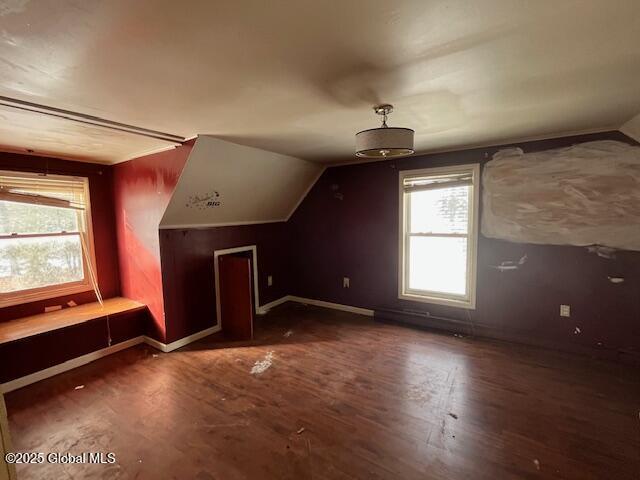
(355, 104, 414, 158)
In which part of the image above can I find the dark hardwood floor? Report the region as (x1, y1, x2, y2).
(5, 303, 640, 479)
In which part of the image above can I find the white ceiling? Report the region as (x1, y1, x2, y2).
(0, 0, 639, 164)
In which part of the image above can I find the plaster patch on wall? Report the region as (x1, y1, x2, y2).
(586, 245, 616, 259)
(482, 141, 640, 251)
(607, 276, 624, 284)
(490, 254, 527, 272)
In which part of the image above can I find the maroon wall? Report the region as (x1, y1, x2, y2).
(289, 131, 640, 363)
(0, 310, 146, 383)
(0, 152, 146, 384)
(113, 144, 192, 342)
(0, 152, 121, 322)
(160, 223, 290, 343)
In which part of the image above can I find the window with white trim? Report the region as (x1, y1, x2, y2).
(399, 164, 479, 309)
(0, 171, 97, 307)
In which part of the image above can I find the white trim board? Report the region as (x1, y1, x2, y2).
(143, 325, 220, 353)
(257, 295, 290, 315)
(254, 295, 374, 316)
(0, 336, 145, 394)
(286, 296, 374, 316)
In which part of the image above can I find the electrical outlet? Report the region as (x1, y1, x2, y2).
(343, 277, 350, 288)
(560, 304, 571, 317)
(267, 275, 273, 286)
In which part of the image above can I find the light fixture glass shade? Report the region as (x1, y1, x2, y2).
(355, 127, 415, 158)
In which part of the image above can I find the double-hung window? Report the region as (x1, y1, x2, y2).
(399, 164, 479, 309)
(0, 171, 97, 307)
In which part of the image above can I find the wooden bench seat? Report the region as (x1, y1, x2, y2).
(0, 297, 146, 345)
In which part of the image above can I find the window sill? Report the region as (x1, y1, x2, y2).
(0, 283, 94, 309)
(398, 292, 476, 310)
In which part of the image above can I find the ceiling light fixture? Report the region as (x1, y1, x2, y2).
(355, 104, 414, 158)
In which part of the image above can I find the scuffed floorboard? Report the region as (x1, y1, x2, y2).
(5, 303, 640, 479)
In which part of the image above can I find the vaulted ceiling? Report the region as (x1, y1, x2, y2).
(0, 0, 639, 164)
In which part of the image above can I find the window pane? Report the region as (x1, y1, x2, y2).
(0, 201, 78, 235)
(408, 236, 467, 296)
(0, 236, 84, 293)
(409, 186, 469, 234)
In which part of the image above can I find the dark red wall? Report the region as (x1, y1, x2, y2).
(0, 310, 146, 383)
(160, 223, 290, 343)
(289, 131, 640, 363)
(0, 152, 121, 322)
(113, 144, 192, 342)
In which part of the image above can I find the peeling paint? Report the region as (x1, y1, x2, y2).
(587, 246, 616, 259)
(607, 276, 624, 284)
(490, 254, 527, 272)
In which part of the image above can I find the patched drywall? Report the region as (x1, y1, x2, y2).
(482, 141, 640, 250)
(160, 136, 322, 228)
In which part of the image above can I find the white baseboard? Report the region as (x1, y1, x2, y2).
(143, 325, 221, 353)
(257, 296, 291, 315)
(0, 336, 145, 394)
(287, 296, 374, 316)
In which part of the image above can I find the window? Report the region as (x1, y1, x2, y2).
(399, 164, 479, 309)
(0, 171, 97, 307)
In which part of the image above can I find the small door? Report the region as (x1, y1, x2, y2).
(219, 255, 254, 340)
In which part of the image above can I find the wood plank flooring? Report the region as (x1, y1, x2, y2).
(5, 303, 640, 479)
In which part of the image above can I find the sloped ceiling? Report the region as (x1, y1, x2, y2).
(160, 136, 322, 229)
(621, 114, 640, 143)
(0, 0, 639, 164)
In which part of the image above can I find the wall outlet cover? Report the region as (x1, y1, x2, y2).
(560, 304, 571, 317)
(343, 277, 350, 288)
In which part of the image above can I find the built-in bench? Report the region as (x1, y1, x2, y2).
(0, 297, 149, 392)
(0, 297, 146, 345)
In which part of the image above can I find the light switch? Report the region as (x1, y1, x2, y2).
(560, 304, 570, 317)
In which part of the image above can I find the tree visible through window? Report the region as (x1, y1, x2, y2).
(399, 164, 479, 309)
(0, 171, 95, 307)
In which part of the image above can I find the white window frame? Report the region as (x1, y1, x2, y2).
(0, 171, 97, 308)
(398, 163, 480, 309)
